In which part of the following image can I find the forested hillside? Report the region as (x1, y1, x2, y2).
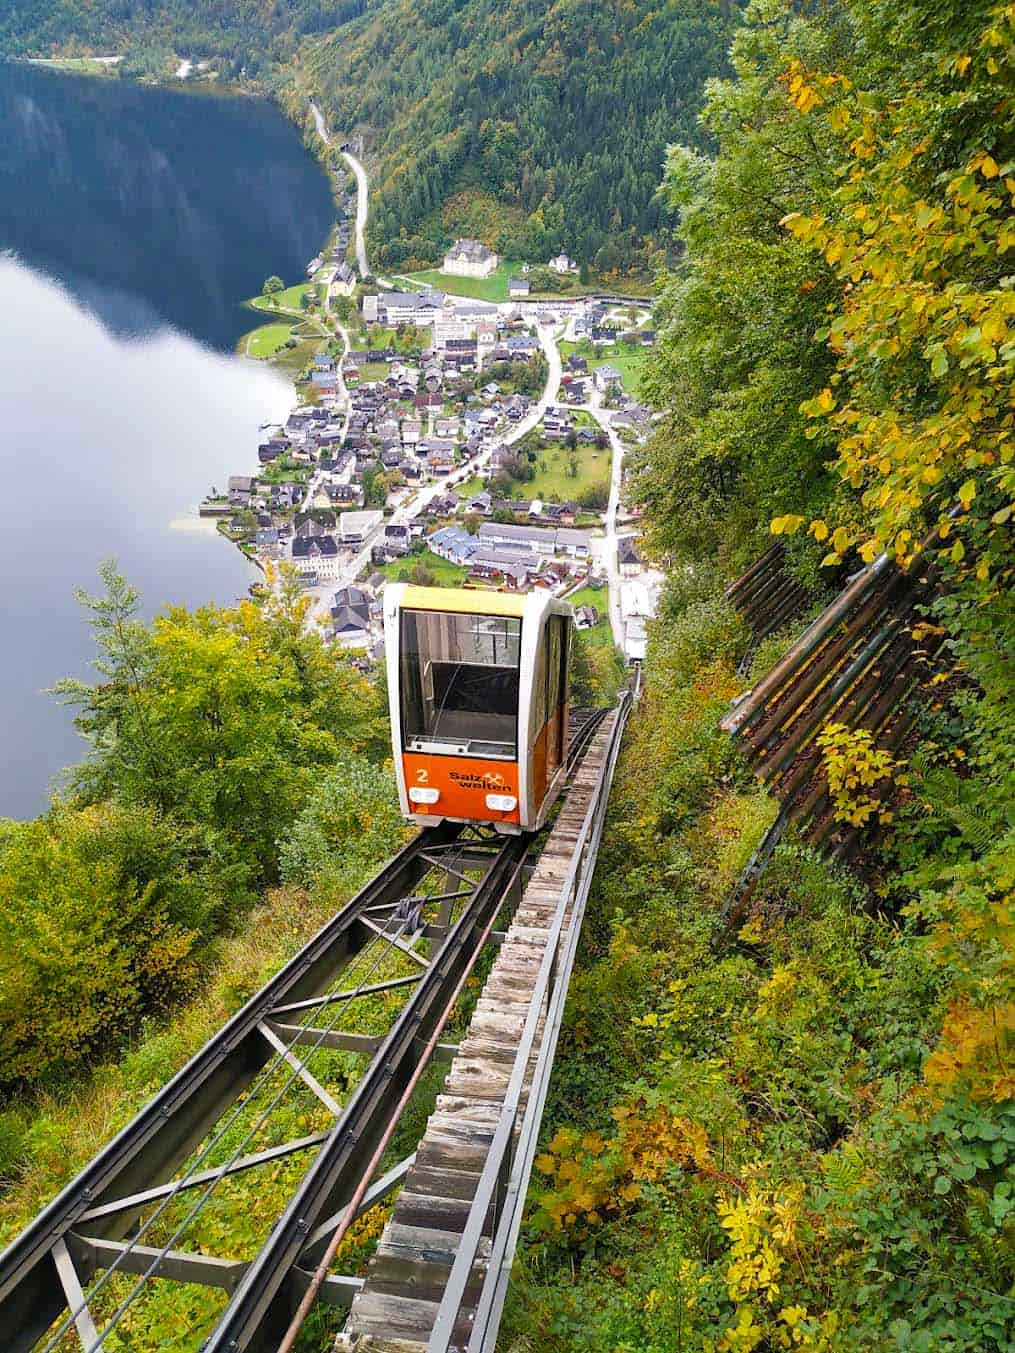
(505, 0, 1015, 1348)
(302, 0, 739, 274)
(1, 0, 740, 279)
(0, 0, 366, 72)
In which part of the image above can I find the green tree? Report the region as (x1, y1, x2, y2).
(53, 564, 384, 880)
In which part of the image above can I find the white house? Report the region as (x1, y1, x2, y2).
(555, 527, 591, 559)
(442, 239, 498, 278)
(381, 292, 441, 327)
(594, 363, 622, 393)
(337, 510, 384, 546)
(618, 536, 643, 576)
(508, 277, 531, 298)
(550, 254, 577, 274)
(291, 534, 340, 580)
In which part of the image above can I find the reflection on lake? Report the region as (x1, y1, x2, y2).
(0, 63, 334, 816)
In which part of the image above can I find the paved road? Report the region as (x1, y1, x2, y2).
(309, 100, 370, 278)
(299, 321, 352, 512)
(342, 150, 370, 279)
(505, 320, 563, 446)
(596, 399, 627, 650)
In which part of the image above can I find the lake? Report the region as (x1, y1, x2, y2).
(0, 62, 335, 818)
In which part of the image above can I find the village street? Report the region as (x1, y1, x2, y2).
(298, 313, 567, 627)
(586, 390, 626, 649)
(388, 315, 563, 526)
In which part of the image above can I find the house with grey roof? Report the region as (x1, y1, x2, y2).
(337, 510, 384, 545)
(594, 363, 623, 393)
(442, 238, 499, 278)
(330, 586, 371, 628)
(479, 521, 557, 555)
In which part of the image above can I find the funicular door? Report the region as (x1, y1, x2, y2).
(545, 615, 568, 783)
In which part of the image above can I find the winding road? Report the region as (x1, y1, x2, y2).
(342, 150, 370, 279)
(309, 100, 370, 278)
(589, 393, 627, 650)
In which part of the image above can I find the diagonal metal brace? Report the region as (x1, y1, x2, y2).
(256, 1023, 342, 1117)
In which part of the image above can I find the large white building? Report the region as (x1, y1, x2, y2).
(442, 239, 498, 278)
(380, 291, 442, 327)
(432, 313, 477, 348)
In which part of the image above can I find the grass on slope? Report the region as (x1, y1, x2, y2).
(402, 261, 520, 302)
(250, 282, 318, 315)
(566, 584, 612, 646)
(594, 350, 650, 398)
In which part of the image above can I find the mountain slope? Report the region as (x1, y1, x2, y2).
(0, 0, 366, 68)
(302, 0, 740, 273)
(3, 0, 740, 274)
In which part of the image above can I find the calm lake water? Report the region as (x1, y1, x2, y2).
(0, 63, 335, 818)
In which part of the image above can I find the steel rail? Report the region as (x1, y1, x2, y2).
(202, 832, 529, 1350)
(275, 850, 528, 1353)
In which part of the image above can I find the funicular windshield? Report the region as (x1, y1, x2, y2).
(400, 608, 521, 759)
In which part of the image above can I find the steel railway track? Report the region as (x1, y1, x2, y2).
(0, 707, 615, 1353)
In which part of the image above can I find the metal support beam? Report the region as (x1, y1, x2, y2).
(256, 1023, 343, 1117)
(264, 1024, 381, 1057)
(68, 1235, 246, 1292)
(365, 887, 473, 917)
(77, 1133, 330, 1225)
(427, 1041, 459, 1063)
(270, 973, 421, 1020)
(418, 855, 475, 885)
(359, 917, 430, 968)
(51, 1241, 99, 1352)
(291, 1269, 363, 1309)
(300, 1154, 416, 1259)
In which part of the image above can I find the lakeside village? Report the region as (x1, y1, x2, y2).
(203, 211, 660, 665)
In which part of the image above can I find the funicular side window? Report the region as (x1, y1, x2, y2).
(400, 609, 522, 758)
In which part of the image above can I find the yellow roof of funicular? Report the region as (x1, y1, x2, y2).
(400, 585, 529, 618)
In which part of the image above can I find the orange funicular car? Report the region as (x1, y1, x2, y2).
(384, 584, 573, 833)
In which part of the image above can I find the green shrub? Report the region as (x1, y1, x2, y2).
(278, 756, 410, 903)
(0, 804, 207, 1088)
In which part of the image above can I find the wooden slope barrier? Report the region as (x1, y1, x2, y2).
(721, 536, 949, 920)
(725, 542, 811, 650)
